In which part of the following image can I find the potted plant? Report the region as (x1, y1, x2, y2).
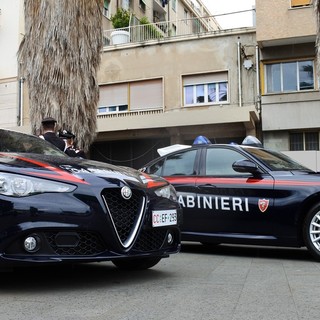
(110, 8, 131, 44)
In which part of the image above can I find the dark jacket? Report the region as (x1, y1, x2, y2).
(42, 132, 66, 151)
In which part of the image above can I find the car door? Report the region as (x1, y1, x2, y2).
(186, 146, 276, 240)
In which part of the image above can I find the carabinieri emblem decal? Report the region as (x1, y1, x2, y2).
(258, 199, 269, 213)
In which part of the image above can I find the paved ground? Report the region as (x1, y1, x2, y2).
(0, 243, 319, 320)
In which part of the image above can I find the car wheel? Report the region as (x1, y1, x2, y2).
(112, 257, 162, 270)
(303, 204, 320, 261)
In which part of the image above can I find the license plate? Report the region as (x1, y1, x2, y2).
(152, 210, 177, 227)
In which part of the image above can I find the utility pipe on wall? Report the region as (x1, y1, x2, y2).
(237, 41, 242, 107)
(18, 77, 24, 126)
(255, 45, 261, 113)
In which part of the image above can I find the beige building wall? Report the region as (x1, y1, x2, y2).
(0, 0, 25, 128)
(256, 0, 320, 170)
(256, 0, 316, 46)
(97, 29, 258, 144)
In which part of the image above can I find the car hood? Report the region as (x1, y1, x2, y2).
(0, 152, 163, 188)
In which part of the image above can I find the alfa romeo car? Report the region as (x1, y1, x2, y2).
(140, 136, 320, 261)
(0, 128, 181, 269)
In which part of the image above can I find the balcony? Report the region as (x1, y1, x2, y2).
(103, 15, 222, 47)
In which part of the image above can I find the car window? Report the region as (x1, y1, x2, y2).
(147, 158, 165, 176)
(206, 148, 248, 176)
(242, 146, 312, 171)
(147, 150, 197, 176)
(0, 129, 66, 156)
(162, 149, 197, 176)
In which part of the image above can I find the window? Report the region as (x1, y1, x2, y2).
(148, 149, 198, 176)
(206, 148, 248, 176)
(265, 60, 314, 93)
(291, 0, 311, 7)
(290, 132, 319, 151)
(98, 79, 163, 114)
(98, 105, 128, 114)
(184, 9, 189, 21)
(130, 79, 163, 111)
(139, 0, 146, 11)
(103, 0, 111, 18)
(183, 72, 228, 106)
(122, 0, 130, 11)
(172, 24, 177, 36)
(171, 0, 177, 12)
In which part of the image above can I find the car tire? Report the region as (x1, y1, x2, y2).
(303, 204, 320, 261)
(112, 257, 162, 270)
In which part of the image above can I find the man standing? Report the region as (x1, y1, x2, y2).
(39, 117, 66, 151)
(59, 129, 86, 158)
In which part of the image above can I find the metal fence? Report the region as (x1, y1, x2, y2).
(103, 16, 219, 46)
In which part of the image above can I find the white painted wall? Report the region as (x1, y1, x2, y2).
(0, 0, 22, 79)
(283, 151, 320, 172)
(0, 0, 23, 127)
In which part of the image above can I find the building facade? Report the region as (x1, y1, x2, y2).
(256, 0, 320, 170)
(93, 0, 259, 168)
(0, 0, 259, 169)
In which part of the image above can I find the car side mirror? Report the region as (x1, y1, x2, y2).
(232, 159, 259, 174)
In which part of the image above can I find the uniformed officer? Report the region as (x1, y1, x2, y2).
(59, 129, 86, 158)
(39, 117, 66, 151)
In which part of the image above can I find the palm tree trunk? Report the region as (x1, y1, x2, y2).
(18, 0, 103, 151)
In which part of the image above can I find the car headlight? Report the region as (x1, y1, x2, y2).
(0, 173, 77, 197)
(155, 184, 177, 201)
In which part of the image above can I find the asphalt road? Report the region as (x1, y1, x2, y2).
(0, 243, 319, 320)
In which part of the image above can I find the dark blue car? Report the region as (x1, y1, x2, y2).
(0, 129, 181, 269)
(141, 136, 320, 261)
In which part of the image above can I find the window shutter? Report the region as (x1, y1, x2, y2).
(130, 79, 163, 111)
(183, 72, 228, 85)
(291, 0, 311, 7)
(99, 83, 128, 107)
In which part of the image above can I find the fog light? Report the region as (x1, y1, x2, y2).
(24, 235, 40, 253)
(167, 232, 174, 244)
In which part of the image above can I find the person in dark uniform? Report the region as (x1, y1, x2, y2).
(39, 117, 66, 151)
(59, 129, 86, 158)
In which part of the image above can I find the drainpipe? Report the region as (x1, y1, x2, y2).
(18, 77, 25, 126)
(255, 45, 261, 114)
(237, 41, 242, 107)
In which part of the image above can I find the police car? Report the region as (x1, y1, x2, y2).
(140, 136, 320, 261)
(0, 129, 181, 270)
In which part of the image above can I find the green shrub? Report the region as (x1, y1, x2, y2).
(111, 8, 131, 29)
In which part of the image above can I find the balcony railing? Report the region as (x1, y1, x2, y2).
(103, 16, 221, 47)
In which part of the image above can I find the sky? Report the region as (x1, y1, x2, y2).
(201, 0, 256, 29)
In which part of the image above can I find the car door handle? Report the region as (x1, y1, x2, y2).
(197, 184, 217, 188)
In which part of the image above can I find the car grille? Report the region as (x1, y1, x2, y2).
(132, 229, 168, 252)
(102, 187, 146, 248)
(45, 232, 105, 256)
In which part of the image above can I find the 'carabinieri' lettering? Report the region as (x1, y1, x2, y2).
(178, 194, 249, 212)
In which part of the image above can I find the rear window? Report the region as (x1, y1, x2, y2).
(0, 129, 66, 157)
(147, 149, 197, 176)
(242, 146, 311, 171)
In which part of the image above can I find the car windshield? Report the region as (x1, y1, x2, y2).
(0, 129, 67, 157)
(242, 146, 313, 172)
